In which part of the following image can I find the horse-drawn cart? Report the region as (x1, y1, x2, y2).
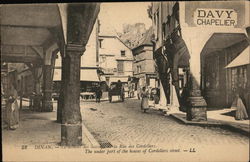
(108, 82, 125, 102)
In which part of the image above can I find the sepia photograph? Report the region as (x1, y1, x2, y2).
(1, 1, 250, 162)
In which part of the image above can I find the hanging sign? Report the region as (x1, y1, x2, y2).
(194, 8, 237, 27)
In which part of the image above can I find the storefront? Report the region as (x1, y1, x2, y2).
(203, 41, 249, 108)
(179, 1, 249, 120)
(53, 68, 100, 93)
(225, 46, 250, 115)
(152, 1, 249, 121)
(80, 69, 100, 92)
(135, 73, 158, 88)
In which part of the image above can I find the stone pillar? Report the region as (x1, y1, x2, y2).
(56, 91, 63, 122)
(32, 67, 42, 111)
(179, 27, 208, 122)
(246, 64, 250, 116)
(159, 81, 167, 106)
(186, 71, 207, 121)
(57, 56, 65, 123)
(42, 65, 53, 112)
(61, 44, 84, 146)
(185, 40, 207, 121)
(33, 83, 42, 111)
(20, 77, 23, 110)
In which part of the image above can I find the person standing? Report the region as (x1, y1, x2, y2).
(233, 93, 248, 120)
(137, 84, 141, 100)
(153, 88, 160, 104)
(128, 77, 132, 98)
(6, 83, 19, 130)
(131, 83, 135, 98)
(117, 80, 123, 100)
(95, 85, 102, 103)
(141, 86, 149, 113)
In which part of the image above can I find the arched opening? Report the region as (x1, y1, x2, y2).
(201, 33, 249, 109)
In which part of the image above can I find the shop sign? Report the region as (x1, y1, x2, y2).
(194, 8, 237, 27)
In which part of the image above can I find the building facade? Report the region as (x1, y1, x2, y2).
(132, 27, 158, 90)
(98, 29, 134, 86)
(151, 1, 250, 121)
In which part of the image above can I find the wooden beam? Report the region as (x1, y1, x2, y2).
(30, 46, 44, 59)
(42, 31, 56, 50)
(47, 25, 65, 57)
(1, 55, 42, 64)
(1, 24, 50, 29)
(1, 44, 25, 55)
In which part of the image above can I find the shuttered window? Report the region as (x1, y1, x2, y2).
(117, 61, 124, 73)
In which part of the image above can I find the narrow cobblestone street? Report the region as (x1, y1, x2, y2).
(2, 2, 250, 162)
(2, 99, 249, 162)
(81, 97, 249, 149)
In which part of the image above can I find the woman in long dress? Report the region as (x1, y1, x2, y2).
(141, 86, 149, 113)
(137, 85, 141, 100)
(6, 83, 19, 130)
(234, 93, 248, 120)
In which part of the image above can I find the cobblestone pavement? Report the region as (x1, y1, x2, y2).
(81, 98, 249, 148)
(2, 104, 60, 147)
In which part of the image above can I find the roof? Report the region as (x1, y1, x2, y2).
(97, 21, 131, 50)
(140, 27, 153, 46)
(116, 36, 132, 50)
(132, 27, 153, 50)
(99, 33, 131, 50)
(225, 46, 250, 68)
(80, 69, 100, 82)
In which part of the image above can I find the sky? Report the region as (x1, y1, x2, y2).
(98, 2, 152, 33)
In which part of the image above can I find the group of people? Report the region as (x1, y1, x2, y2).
(139, 86, 160, 113)
(2, 83, 19, 130)
(139, 85, 249, 120)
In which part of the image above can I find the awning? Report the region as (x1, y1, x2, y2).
(53, 68, 61, 81)
(225, 46, 250, 68)
(80, 69, 100, 82)
(53, 68, 100, 82)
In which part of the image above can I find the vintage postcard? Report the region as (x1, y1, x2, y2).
(1, 1, 250, 162)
